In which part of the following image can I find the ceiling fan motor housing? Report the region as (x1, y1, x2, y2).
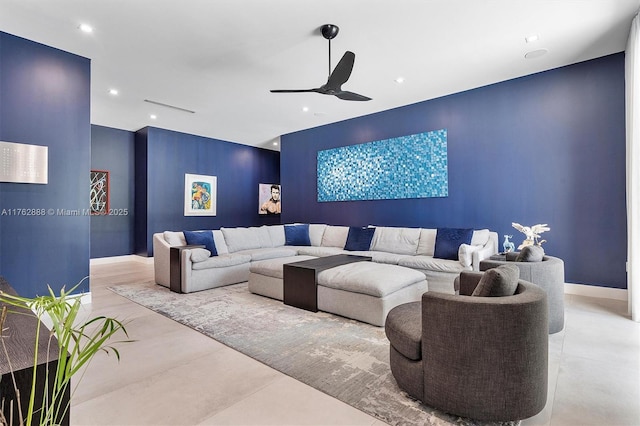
(321, 24, 339, 40)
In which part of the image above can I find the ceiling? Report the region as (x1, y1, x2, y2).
(1, 1, 639, 151)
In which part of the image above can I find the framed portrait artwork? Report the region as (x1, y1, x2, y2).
(184, 174, 217, 216)
(259, 183, 281, 215)
(90, 170, 109, 215)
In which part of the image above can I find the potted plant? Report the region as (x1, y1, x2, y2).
(0, 278, 130, 426)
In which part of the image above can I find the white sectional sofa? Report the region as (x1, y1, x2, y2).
(153, 224, 498, 294)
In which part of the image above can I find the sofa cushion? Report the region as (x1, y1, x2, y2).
(285, 224, 311, 246)
(164, 231, 186, 246)
(213, 230, 229, 254)
(191, 254, 252, 270)
(370, 226, 421, 255)
(183, 230, 217, 256)
(472, 264, 520, 297)
(250, 255, 318, 279)
(515, 245, 545, 262)
(416, 228, 437, 256)
(344, 226, 376, 251)
(235, 247, 298, 262)
(434, 228, 474, 260)
(317, 262, 426, 297)
(296, 246, 346, 257)
(266, 225, 285, 247)
(221, 227, 270, 252)
(190, 248, 212, 263)
(398, 256, 466, 273)
(385, 301, 422, 361)
(471, 229, 491, 246)
(347, 251, 412, 265)
(309, 224, 327, 246)
(321, 225, 349, 248)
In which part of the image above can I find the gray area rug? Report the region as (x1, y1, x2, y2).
(109, 282, 517, 426)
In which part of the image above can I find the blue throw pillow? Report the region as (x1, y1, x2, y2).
(434, 228, 474, 260)
(344, 226, 375, 251)
(284, 224, 311, 246)
(183, 230, 217, 256)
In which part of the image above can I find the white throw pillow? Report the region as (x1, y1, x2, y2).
(471, 229, 490, 247)
(416, 228, 437, 256)
(458, 243, 479, 268)
(190, 248, 212, 263)
(212, 230, 229, 254)
(309, 224, 327, 246)
(321, 225, 349, 248)
(163, 231, 186, 246)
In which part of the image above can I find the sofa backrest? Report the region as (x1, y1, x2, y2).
(221, 226, 274, 252)
(162, 230, 229, 254)
(370, 226, 421, 255)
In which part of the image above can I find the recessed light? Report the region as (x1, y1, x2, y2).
(302, 107, 309, 112)
(525, 49, 548, 59)
(109, 89, 119, 95)
(149, 114, 157, 120)
(79, 23, 93, 33)
(272, 142, 279, 146)
(394, 77, 405, 84)
(525, 34, 539, 43)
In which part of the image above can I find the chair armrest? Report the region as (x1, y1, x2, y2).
(457, 271, 483, 296)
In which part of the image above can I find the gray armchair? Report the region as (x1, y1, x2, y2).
(480, 254, 565, 333)
(385, 271, 549, 422)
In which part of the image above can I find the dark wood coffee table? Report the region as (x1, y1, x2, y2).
(283, 254, 372, 312)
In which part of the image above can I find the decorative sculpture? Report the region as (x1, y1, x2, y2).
(503, 235, 515, 253)
(512, 223, 550, 250)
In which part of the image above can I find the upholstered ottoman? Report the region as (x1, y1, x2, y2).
(317, 262, 428, 326)
(248, 255, 317, 300)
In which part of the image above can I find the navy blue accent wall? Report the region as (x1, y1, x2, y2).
(281, 53, 626, 289)
(0, 32, 91, 297)
(136, 127, 280, 256)
(90, 125, 135, 258)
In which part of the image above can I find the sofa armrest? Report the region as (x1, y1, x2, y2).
(153, 233, 172, 287)
(471, 231, 498, 271)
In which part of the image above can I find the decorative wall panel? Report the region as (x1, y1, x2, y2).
(317, 129, 448, 202)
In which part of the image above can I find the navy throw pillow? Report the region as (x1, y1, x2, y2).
(344, 226, 375, 251)
(284, 224, 311, 246)
(434, 228, 474, 260)
(183, 230, 217, 256)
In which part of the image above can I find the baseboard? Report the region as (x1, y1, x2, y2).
(564, 282, 628, 301)
(90, 255, 154, 265)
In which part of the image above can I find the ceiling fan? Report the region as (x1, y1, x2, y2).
(270, 24, 372, 101)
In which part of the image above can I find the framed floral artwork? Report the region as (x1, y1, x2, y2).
(184, 174, 217, 216)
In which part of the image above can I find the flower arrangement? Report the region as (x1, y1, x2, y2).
(511, 223, 550, 250)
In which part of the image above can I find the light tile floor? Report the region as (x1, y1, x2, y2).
(71, 260, 640, 426)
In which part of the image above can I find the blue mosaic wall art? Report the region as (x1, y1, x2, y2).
(317, 129, 448, 202)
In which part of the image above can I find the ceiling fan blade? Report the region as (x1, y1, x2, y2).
(325, 51, 355, 90)
(335, 91, 372, 101)
(270, 89, 318, 93)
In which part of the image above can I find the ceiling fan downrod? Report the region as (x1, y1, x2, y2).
(321, 24, 339, 78)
